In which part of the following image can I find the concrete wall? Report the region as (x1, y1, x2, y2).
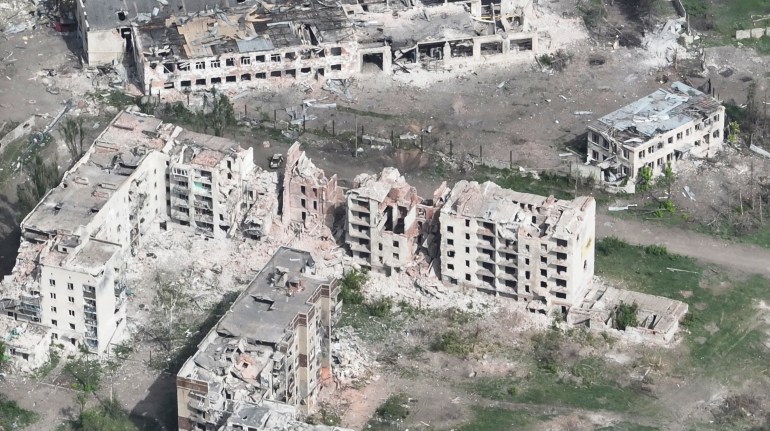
(86, 29, 127, 66)
(136, 36, 360, 94)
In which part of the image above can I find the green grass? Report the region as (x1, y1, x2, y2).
(609, 204, 770, 249)
(0, 395, 39, 430)
(472, 166, 592, 201)
(456, 406, 548, 431)
(471, 371, 655, 413)
(595, 237, 770, 377)
(683, 0, 770, 40)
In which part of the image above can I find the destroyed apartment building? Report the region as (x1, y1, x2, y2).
(0, 111, 277, 359)
(586, 81, 725, 184)
(76, 0, 538, 93)
(439, 180, 596, 315)
(176, 246, 350, 431)
(345, 167, 449, 273)
(282, 142, 344, 229)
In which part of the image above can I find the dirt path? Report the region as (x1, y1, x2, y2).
(597, 213, 770, 278)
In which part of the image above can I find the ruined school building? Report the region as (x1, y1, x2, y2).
(0, 111, 277, 363)
(176, 247, 349, 431)
(438, 181, 596, 314)
(345, 167, 448, 273)
(587, 81, 725, 183)
(76, 0, 538, 94)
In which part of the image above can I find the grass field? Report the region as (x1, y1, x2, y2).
(683, 0, 770, 41)
(595, 237, 770, 377)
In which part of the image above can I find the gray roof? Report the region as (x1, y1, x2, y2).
(83, 0, 258, 30)
(215, 247, 325, 345)
(592, 82, 722, 144)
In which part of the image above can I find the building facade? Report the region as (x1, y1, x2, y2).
(176, 247, 342, 431)
(439, 181, 595, 314)
(282, 142, 343, 228)
(0, 111, 278, 356)
(345, 168, 448, 273)
(587, 81, 725, 183)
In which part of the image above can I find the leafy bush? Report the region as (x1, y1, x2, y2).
(595, 237, 629, 256)
(340, 269, 368, 305)
(365, 297, 392, 318)
(532, 328, 562, 373)
(430, 330, 477, 357)
(614, 302, 639, 330)
(643, 244, 668, 256)
(375, 393, 410, 421)
(0, 394, 39, 430)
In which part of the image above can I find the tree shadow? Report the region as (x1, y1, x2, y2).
(128, 373, 178, 431)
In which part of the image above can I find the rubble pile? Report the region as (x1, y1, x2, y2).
(364, 271, 499, 311)
(0, 0, 39, 35)
(331, 326, 376, 387)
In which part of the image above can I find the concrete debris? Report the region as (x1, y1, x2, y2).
(332, 326, 376, 387)
(322, 79, 353, 100)
(608, 204, 638, 211)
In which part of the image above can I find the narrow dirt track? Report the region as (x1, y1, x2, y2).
(596, 213, 770, 278)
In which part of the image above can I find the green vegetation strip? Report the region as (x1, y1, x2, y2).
(456, 406, 548, 431)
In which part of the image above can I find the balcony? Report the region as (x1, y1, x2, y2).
(83, 304, 96, 313)
(193, 199, 212, 210)
(195, 213, 214, 223)
(349, 241, 371, 253)
(347, 228, 370, 240)
(83, 290, 96, 300)
(193, 187, 212, 198)
(188, 398, 206, 411)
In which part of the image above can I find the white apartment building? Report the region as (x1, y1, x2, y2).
(587, 81, 725, 183)
(439, 181, 596, 314)
(0, 111, 276, 356)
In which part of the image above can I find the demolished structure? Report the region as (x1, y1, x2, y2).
(76, 0, 538, 93)
(176, 246, 347, 430)
(439, 181, 596, 315)
(0, 316, 52, 372)
(586, 81, 725, 184)
(345, 168, 448, 273)
(282, 142, 344, 229)
(0, 111, 277, 356)
(569, 284, 689, 343)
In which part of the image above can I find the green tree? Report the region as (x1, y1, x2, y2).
(339, 269, 368, 305)
(61, 117, 86, 161)
(209, 89, 236, 137)
(16, 153, 60, 213)
(728, 121, 741, 144)
(63, 399, 139, 431)
(636, 165, 654, 192)
(655, 162, 676, 215)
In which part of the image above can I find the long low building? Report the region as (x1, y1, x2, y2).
(77, 0, 538, 93)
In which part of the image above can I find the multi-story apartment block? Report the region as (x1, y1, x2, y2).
(0, 112, 170, 353)
(0, 111, 279, 356)
(439, 181, 596, 314)
(587, 81, 725, 183)
(282, 142, 344, 228)
(166, 131, 273, 238)
(176, 247, 342, 430)
(345, 168, 449, 273)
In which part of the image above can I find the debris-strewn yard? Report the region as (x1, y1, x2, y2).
(321, 238, 770, 431)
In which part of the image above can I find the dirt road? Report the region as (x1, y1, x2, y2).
(597, 213, 770, 277)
